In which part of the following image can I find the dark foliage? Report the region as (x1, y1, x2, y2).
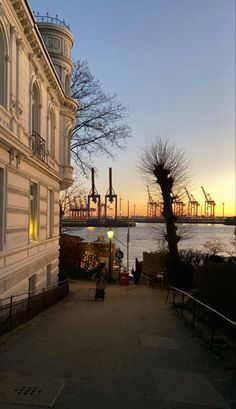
(194, 262, 236, 321)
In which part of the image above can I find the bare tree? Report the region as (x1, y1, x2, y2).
(153, 223, 192, 244)
(60, 182, 86, 215)
(203, 240, 226, 256)
(71, 59, 131, 174)
(139, 137, 190, 285)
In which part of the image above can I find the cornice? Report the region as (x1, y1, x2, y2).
(64, 97, 79, 114)
(9, 0, 68, 105)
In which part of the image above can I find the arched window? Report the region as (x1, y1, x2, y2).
(48, 108, 55, 157)
(0, 25, 7, 107)
(65, 74, 70, 96)
(31, 83, 40, 133)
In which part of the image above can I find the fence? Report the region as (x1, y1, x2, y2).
(167, 286, 236, 352)
(0, 279, 69, 336)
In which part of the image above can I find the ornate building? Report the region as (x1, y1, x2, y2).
(0, 1, 77, 299)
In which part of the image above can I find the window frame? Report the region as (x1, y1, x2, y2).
(29, 182, 39, 242)
(0, 167, 5, 251)
(0, 21, 9, 109)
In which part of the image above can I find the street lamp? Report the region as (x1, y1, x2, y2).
(107, 228, 114, 282)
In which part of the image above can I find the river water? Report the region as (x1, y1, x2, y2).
(64, 223, 236, 270)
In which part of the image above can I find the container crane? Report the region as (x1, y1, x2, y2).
(147, 186, 162, 218)
(201, 186, 216, 218)
(69, 195, 89, 220)
(88, 168, 101, 220)
(104, 168, 117, 220)
(172, 195, 185, 217)
(184, 188, 199, 218)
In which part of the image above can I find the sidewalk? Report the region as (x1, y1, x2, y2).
(0, 281, 235, 409)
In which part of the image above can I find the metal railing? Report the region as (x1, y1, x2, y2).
(0, 279, 69, 336)
(33, 12, 70, 31)
(31, 132, 47, 162)
(168, 287, 236, 351)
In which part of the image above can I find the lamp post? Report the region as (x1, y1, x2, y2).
(107, 228, 114, 282)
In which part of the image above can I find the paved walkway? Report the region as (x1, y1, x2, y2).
(0, 281, 235, 409)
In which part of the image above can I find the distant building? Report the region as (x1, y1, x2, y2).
(0, 1, 77, 299)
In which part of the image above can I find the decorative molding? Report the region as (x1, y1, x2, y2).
(10, 25, 17, 36)
(45, 36, 60, 50)
(8, 149, 16, 166)
(8, 149, 21, 167)
(11, 94, 23, 118)
(0, 2, 5, 17)
(16, 37, 25, 51)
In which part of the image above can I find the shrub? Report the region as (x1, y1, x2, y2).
(194, 262, 236, 321)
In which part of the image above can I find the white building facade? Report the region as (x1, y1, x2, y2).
(0, 0, 77, 299)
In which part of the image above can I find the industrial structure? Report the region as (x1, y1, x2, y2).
(69, 167, 119, 224)
(172, 195, 185, 217)
(104, 168, 118, 221)
(67, 179, 222, 225)
(184, 188, 200, 218)
(201, 186, 216, 218)
(88, 168, 101, 220)
(146, 186, 163, 218)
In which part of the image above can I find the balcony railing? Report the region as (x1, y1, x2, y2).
(33, 12, 70, 31)
(31, 131, 47, 162)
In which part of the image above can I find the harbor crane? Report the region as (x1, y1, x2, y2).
(201, 186, 216, 218)
(147, 186, 162, 218)
(184, 188, 199, 218)
(104, 168, 117, 220)
(88, 168, 101, 220)
(69, 195, 89, 220)
(172, 195, 185, 217)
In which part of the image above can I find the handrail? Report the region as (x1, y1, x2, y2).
(0, 279, 69, 304)
(171, 286, 236, 327)
(170, 286, 236, 352)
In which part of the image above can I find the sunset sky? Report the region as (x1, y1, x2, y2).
(29, 0, 235, 216)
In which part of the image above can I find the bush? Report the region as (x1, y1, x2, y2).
(166, 249, 206, 289)
(142, 250, 168, 282)
(194, 262, 236, 321)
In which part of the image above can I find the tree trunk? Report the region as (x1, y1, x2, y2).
(162, 189, 180, 284)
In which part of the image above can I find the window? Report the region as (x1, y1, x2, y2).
(29, 183, 38, 241)
(0, 26, 6, 107)
(31, 83, 40, 133)
(47, 189, 54, 238)
(0, 168, 4, 250)
(48, 109, 55, 157)
(65, 74, 70, 96)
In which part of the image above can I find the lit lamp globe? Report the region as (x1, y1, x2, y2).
(107, 229, 114, 240)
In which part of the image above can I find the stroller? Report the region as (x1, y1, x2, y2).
(95, 277, 106, 301)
